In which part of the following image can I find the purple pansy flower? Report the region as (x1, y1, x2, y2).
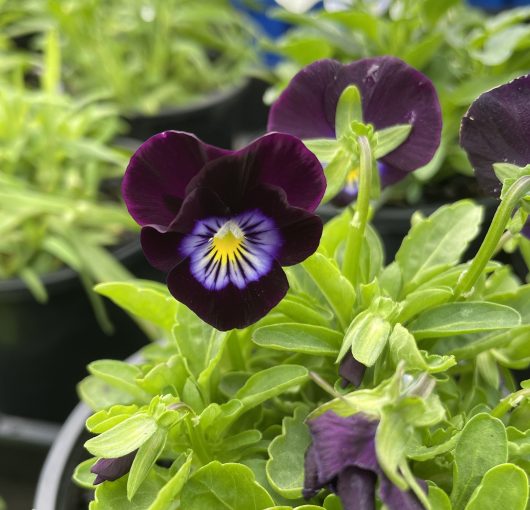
(339, 352, 366, 387)
(91, 450, 137, 485)
(304, 411, 425, 510)
(122, 131, 325, 331)
(460, 74, 530, 197)
(268, 57, 442, 205)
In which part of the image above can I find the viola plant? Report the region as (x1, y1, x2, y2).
(122, 131, 325, 330)
(72, 65, 530, 510)
(268, 57, 442, 205)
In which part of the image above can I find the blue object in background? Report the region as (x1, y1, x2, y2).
(468, 0, 530, 11)
(231, 0, 323, 67)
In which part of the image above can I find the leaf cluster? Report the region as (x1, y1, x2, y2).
(79, 198, 530, 509)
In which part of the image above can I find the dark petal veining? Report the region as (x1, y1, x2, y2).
(91, 450, 137, 485)
(122, 131, 228, 227)
(166, 256, 289, 331)
(460, 74, 530, 196)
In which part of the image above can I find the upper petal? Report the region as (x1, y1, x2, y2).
(186, 133, 326, 213)
(460, 74, 530, 196)
(122, 131, 228, 227)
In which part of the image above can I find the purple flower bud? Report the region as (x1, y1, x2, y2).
(91, 450, 137, 485)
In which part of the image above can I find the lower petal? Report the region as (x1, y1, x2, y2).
(167, 258, 288, 330)
(336, 467, 377, 510)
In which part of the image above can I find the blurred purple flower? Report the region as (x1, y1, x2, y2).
(268, 57, 442, 205)
(460, 74, 530, 197)
(122, 131, 325, 331)
(91, 450, 137, 485)
(304, 411, 425, 510)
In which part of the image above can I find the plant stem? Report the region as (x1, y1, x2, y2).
(491, 388, 530, 419)
(454, 175, 530, 297)
(342, 136, 373, 285)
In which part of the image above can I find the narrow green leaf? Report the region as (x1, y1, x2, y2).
(451, 413, 508, 510)
(148, 453, 193, 509)
(373, 124, 412, 159)
(428, 484, 452, 510)
(464, 463, 528, 510)
(409, 302, 521, 340)
(253, 324, 342, 357)
(335, 84, 363, 137)
(267, 406, 311, 499)
(84, 413, 158, 458)
(88, 360, 151, 401)
(127, 428, 167, 500)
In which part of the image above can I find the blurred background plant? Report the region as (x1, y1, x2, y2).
(265, 0, 530, 203)
(0, 31, 137, 315)
(1, 0, 258, 116)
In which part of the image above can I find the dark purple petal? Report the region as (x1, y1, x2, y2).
(122, 131, 228, 227)
(140, 226, 185, 272)
(336, 467, 377, 510)
(166, 257, 288, 330)
(268, 59, 343, 139)
(379, 474, 426, 510)
(269, 57, 442, 174)
(308, 411, 379, 485)
(91, 450, 136, 485)
(339, 353, 367, 388)
(186, 133, 326, 213)
(522, 219, 530, 239)
(242, 185, 323, 266)
(379, 161, 410, 188)
(303, 444, 321, 499)
(460, 74, 530, 196)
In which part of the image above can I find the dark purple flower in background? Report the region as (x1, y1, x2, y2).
(339, 352, 367, 388)
(91, 450, 137, 485)
(304, 411, 425, 510)
(460, 74, 530, 197)
(268, 57, 442, 205)
(123, 131, 325, 331)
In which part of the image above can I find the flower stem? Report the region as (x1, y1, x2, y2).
(342, 136, 373, 285)
(454, 175, 530, 298)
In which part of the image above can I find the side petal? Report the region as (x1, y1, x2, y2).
(122, 131, 228, 227)
(268, 59, 342, 139)
(460, 74, 530, 196)
(140, 226, 185, 273)
(242, 185, 323, 266)
(166, 257, 289, 331)
(336, 467, 377, 510)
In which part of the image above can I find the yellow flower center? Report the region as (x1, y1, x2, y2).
(211, 221, 245, 262)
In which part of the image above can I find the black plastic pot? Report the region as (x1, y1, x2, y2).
(0, 239, 154, 423)
(123, 81, 248, 148)
(33, 402, 91, 510)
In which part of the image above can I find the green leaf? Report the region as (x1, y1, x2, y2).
(180, 461, 275, 509)
(253, 324, 342, 357)
(451, 413, 508, 510)
(86, 405, 139, 433)
(464, 463, 528, 510)
(95, 281, 178, 332)
(395, 201, 483, 295)
(398, 287, 453, 323)
(389, 324, 456, 373)
(73, 458, 97, 489)
(78, 375, 136, 411)
(235, 365, 309, 409)
(84, 413, 158, 458)
(275, 297, 333, 328)
(409, 302, 521, 340)
(428, 484, 452, 510)
(87, 360, 151, 401)
(128, 428, 168, 500)
(302, 252, 356, 329)
(321, 150, 352, 203)
(147, 453, 193, 510)
(373, 124, 412, 159)
(335, 85, 363, 137)
(303, 138, 338, 162)
(267, 406, 311, 499)
(348, 313, 391, 367)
